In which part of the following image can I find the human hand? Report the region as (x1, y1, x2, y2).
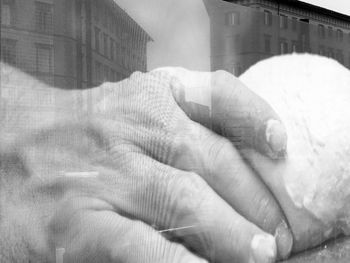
(0, 64, 291, 262)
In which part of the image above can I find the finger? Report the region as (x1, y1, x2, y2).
(239, 149, 335, 253)
(94, 154, 277, 263)
(168, 119, 293, 260)
(155, 67, 287, 159)
(50, 196, 208, 263)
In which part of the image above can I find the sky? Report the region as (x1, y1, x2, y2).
(114, 0, 350, 72)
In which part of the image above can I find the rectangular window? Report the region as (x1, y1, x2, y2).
(292, 17, 297, 31)
(292, 41, 298, 53)
(1, 0, 14, 26)
(93, 1, 99, 22)
(318, 45, 325, 55)
(102, 5, 108, 27)
(103, 33, 108, 56)
(110, 68, 114, 81)
(1, 38, 17, 65)
(94, 27, 100, 52)
(115, 42, 119, 59)
(328, 48, 334, 58)
(122, 47, 126, 66)
(264, 10, 272, 26)
(35, 1, 53, 33)
(264, 35, 271, 53)
(104, 65, 109, 81)
(336, 50, 344, 64)
(95, 61, 102, 83)
(110, 38, 114, 60)
(279, 15, 288, 29)
(226, 11, 239, 26)
(279, 40, 288, 54)
(318, 24, 325, 39)
(94, 61, 99, 82)
(336, 29, 343, 42)
(36, 44, 53, 73)
(328, 26, 333, 38)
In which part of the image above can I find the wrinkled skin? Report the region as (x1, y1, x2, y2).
(0, 62, 292, 263)
(4, 54, 349, 262)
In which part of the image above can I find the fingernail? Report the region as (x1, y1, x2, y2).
(250, 234, 276, 263)
(274, 221, 293, 260)
(265, 119, 287, 155)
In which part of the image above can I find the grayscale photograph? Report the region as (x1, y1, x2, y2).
(1, 0, 350, 262)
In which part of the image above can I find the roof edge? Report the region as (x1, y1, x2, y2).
(222, 0, 350, 23)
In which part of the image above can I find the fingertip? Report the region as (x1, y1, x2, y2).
(265, 119, 287, 152)
(258, 119, 288, 160)
(250, 233, 277, 263)
(274, 221, 293, 260)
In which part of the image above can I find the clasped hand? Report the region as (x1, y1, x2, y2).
(0, 64, 290, 263)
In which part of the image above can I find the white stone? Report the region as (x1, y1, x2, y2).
(239, 54, 350, 250)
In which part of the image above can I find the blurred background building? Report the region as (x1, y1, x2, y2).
(203, 0, 350, 148)
(1, 0, 151, 90)
(203, 0, 350, 76)
(0, 0, 151, 136)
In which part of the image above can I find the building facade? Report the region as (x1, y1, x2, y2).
(203, 0, 350, 76)
(0, 0, 151, 90)
(0, 0, 151, 138)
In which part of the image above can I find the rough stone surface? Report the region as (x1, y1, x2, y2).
(240, 54, 350, 252)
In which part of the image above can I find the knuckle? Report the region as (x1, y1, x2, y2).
(171, 172, 209, 218)
(170, 122, 201, 165)
(213, 69, 238, 86)
(213, 69, 231, 80)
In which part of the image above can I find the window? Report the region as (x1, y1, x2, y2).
(336, 50, 344, 64)
(264, 10, 272, 26)
(36, 44, 53, 73)
(291, 17, 297, 31)
(279, 40, 288, 54)
(226, 11, 239, 26)
(1, 38, 17, 65)
(110, 38, 114, 60)
(1, 0, 15, 26)
(104, 65, 109, 81)
(103, 33, 108, 56)
(95, 61, 102, 83)
(318, 24, 325, 39)
(102, 5, 108, 27)
(348, 32, 350, 43)
(115, 42, 119, 59)
(122, 47, 126, 66)
(292, 41, 298, 53)
(232, 65, 237, 76)
(35, 1, 53, 32)
(93, 1, 99, 22)
(300, 34, 307, 52)
(94, 27, 100, 52)
(264, 35, 271, 53)
(279, 15, 288, 29)
(336, 29, 343, 41)
(328, 48, 334, 58)
(110, 69, 114, 81)
(328, 26, 333, 38)
(318, 45, 325, 56)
